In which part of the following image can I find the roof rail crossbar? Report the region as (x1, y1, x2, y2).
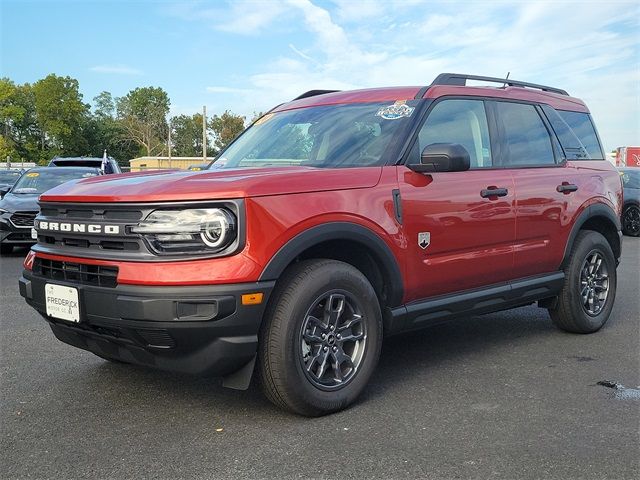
(429, 73, 569, 96)
(293, 90, 340, 101)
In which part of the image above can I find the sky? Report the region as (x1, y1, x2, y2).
(1, 0, 638, 151)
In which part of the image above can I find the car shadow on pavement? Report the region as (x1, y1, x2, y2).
(83, 305, 556, 417)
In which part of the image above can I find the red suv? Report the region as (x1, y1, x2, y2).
(20, 74, 622, 416)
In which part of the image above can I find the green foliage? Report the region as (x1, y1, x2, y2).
(171, 113, 210, 157)
(210, 111, 246, 154)
(2, 74, 251, 166)
(33, 74, 89, 155)
(116, 87, 170, 156)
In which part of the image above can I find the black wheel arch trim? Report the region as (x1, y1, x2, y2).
(258, 222, 404, 307)
(561, 203, 622, 268)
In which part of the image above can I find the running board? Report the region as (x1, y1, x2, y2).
(386, 272, 565, 334)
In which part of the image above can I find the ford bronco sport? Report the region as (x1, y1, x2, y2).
(20, 74, 622, 416)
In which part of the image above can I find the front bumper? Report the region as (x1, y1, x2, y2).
(19, 269, 274, 378)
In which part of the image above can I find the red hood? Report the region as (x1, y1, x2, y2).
(40, 167, 383, 203)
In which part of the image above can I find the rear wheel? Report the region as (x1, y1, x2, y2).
(622, 205, 640, 237)
(549, 231, 616, 333)
(0, 243, 13, 255)
(258, 259, 382, 416)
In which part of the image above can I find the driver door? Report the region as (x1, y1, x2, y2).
(399, 99, 516, 302)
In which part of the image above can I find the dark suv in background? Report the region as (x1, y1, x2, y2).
(0, 167, 101, 254)
(49, 156, 121, 174)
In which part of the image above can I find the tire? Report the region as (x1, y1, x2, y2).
(549, 230, 617, 333)
(0, 243, 13, 255)
(258, 259, 383, 416)
(622, 204, 640, 237)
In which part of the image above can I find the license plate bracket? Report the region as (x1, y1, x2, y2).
(45, 283, 80, 323)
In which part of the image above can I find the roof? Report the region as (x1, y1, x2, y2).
(275, 74, 588, 113)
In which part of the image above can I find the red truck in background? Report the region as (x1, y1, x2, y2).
(616, 146, 640, 167)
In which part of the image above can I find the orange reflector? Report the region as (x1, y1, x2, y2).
(242, 293, 263, 305)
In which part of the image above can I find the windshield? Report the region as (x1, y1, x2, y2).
(12, 169, 99, 194)
(210, 102, 417, 170)
(0, 171, 21, 183)
(621, 170, 640, 189)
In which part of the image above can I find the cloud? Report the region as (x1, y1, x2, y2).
(169, 0, 639, 150)
(89, 64, 142, 75)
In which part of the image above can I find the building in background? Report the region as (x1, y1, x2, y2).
(128, 156, 216, 172)
(615, 147, 640, 168)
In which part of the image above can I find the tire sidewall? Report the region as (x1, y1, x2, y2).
(623, 205, 640, 237)
(274, 262, 382, 414)
(565, 231, 617, 332)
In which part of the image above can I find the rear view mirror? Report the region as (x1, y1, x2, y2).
(0, 187, 9, 199)
(408, 143, 471, 173)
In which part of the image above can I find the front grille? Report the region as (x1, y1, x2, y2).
(10, 212, 37, 227)
(33, 258, 118, 288)
(35, 202, 149, 260)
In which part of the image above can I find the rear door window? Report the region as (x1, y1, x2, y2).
(496, 102, 556, 166)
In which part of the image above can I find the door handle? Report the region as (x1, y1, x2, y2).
(557, 183, 578, 194)
(481, 187, 508, 198)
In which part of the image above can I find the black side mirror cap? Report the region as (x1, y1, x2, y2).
(408, 143, 471, 173)
(0, 187, 9, 199)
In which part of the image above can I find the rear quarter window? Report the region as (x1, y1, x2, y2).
(557, 110, 604, 159)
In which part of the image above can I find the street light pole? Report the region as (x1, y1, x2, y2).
(203, 105, 207, 161)
(168, 119, 172, 169)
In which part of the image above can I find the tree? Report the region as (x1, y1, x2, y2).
(93, 91, 116, 118)
(0, 78, 42, 163)
(82, 91, 140, 165)
(209, 110, 245, 154)
(33, 74, 89, 155)
(171, 113, 209, 157)
(116, 87, 170, 156)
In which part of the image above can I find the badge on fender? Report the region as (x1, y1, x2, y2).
(418, 232, 430, 250)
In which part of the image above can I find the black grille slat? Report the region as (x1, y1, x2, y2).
(10, 212, 37, 227)
(34, 258, 118, 288)
(35, 203, 148, 259)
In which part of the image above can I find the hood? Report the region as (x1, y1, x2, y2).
(0, 192, 40, 212)
(39, 166, 383, 203)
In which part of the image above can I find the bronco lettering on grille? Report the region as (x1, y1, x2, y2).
(37, 221, 120, 235)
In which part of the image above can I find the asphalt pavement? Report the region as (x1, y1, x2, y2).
(1, 239, 639, 479)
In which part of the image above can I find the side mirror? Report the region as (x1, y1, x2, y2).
(0, 187, 9, 199)
(408, 143, 471, 173)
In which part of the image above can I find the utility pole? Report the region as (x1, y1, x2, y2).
(202, 105, 207, 161)
(168, 119, 172, 169)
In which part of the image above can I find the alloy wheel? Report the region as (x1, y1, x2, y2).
(579, 250, 610, 316)
(298, 292, 367, 390)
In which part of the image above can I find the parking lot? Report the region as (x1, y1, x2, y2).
(0, 239, 638, 479)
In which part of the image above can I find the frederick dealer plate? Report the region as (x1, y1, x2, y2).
(45, 283, 80, 323)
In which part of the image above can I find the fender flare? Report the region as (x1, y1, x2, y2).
(561, 203, 622, 268)
(259, 222, 404, 306)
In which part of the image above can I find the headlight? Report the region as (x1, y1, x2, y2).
(132, 208, 236, 255)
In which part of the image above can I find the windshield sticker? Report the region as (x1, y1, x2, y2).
(376, 101, 414, 120)
(254, 113, 275, 125)
(26, 172, 40, 177)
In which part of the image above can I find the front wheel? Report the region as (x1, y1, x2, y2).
(549, 230, 617, 333)
(258, 259, 383, 416)
(622, 205, 640, 237)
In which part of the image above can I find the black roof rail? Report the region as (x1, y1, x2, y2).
(426, 73, 569, 96)
(292, 90, 340, 101)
